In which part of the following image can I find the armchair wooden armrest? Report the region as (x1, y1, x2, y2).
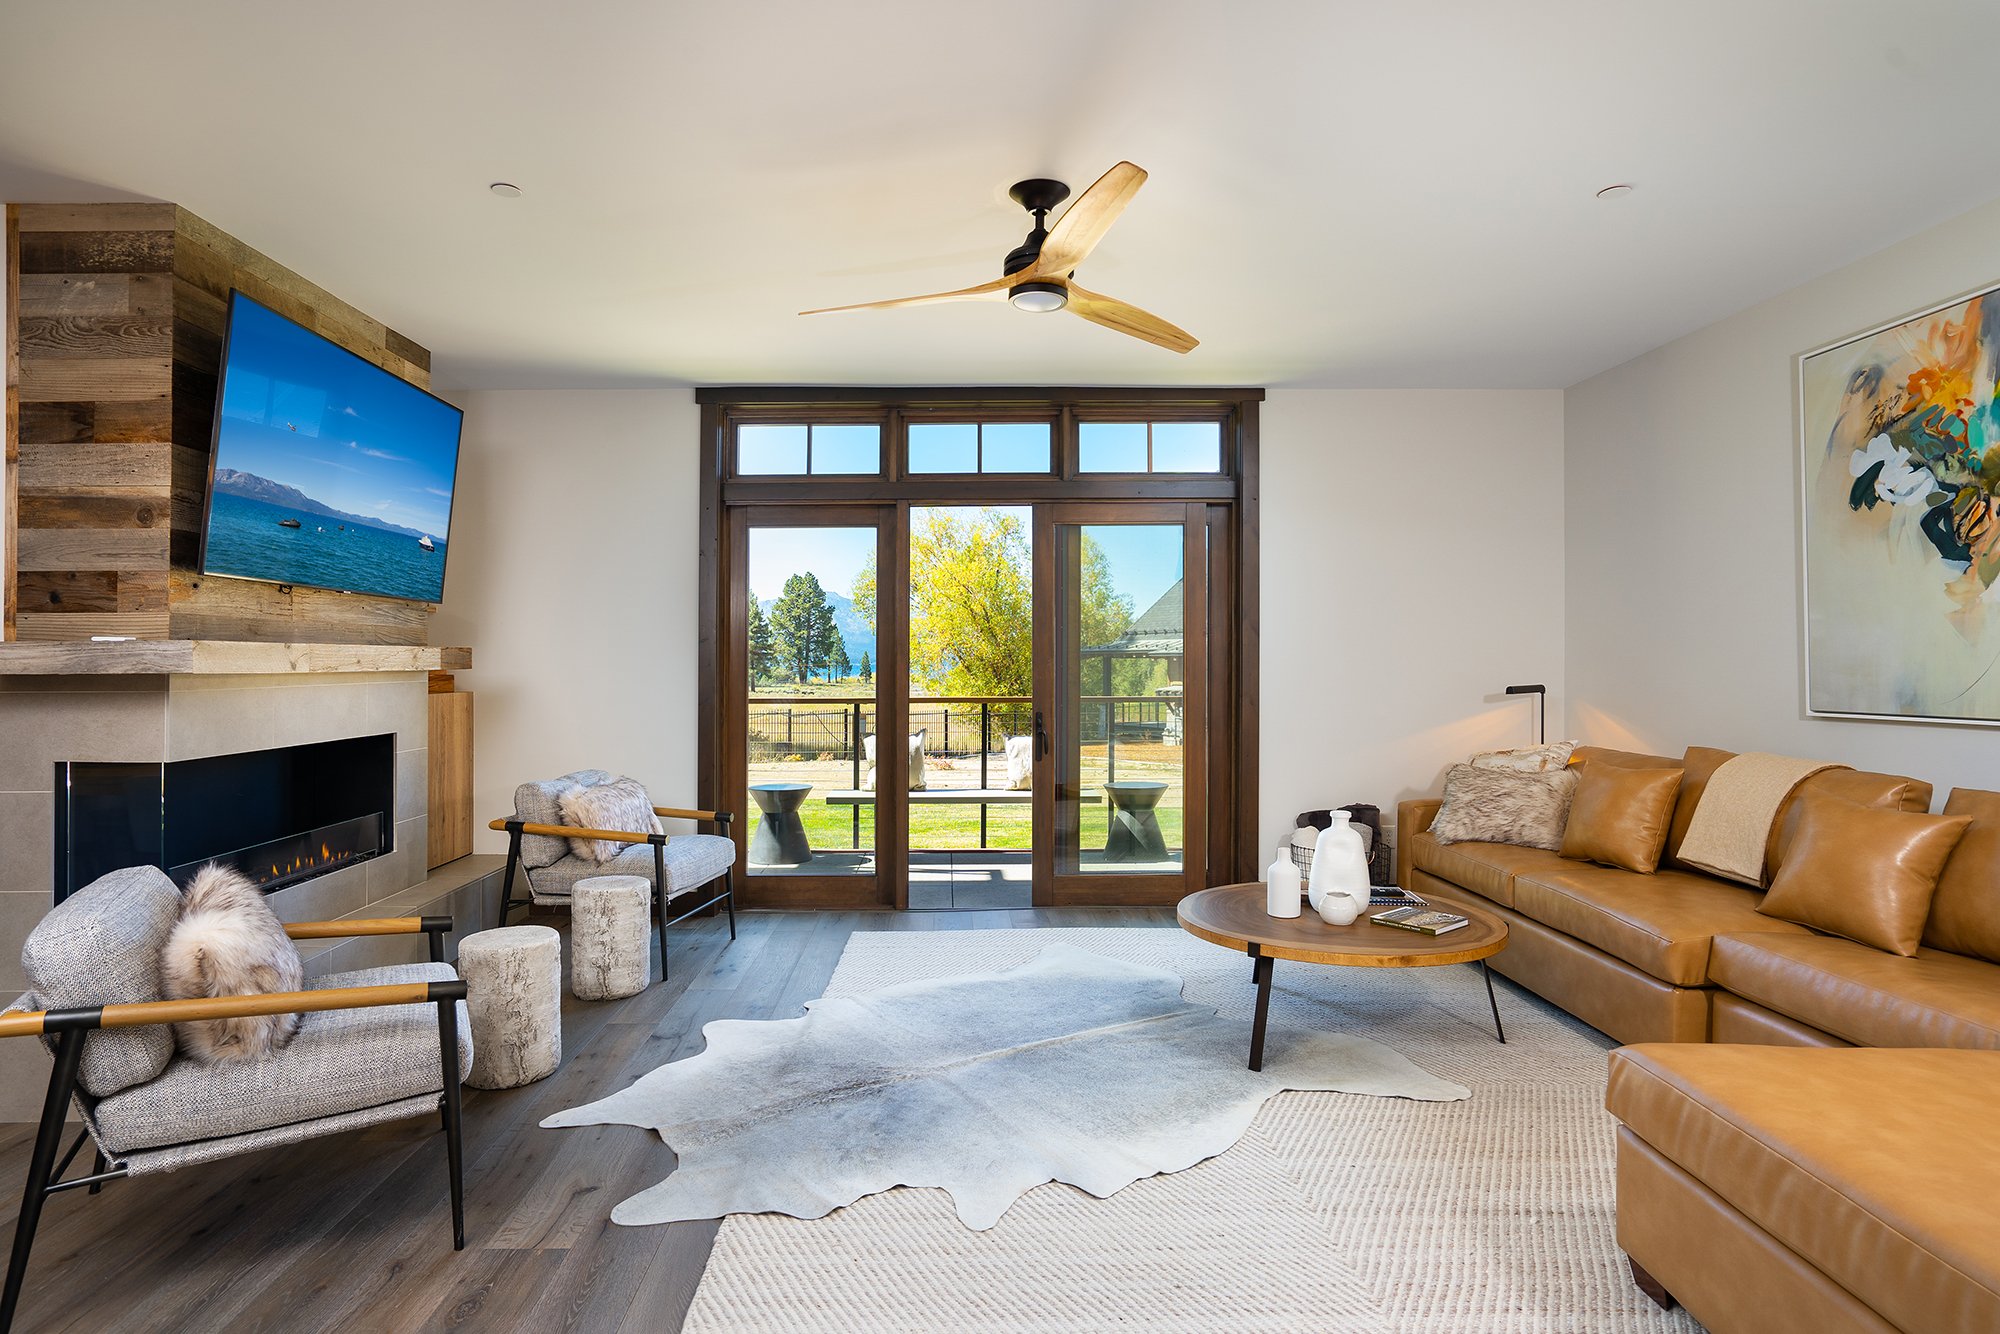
(0, 978, 469, 1040)
(284, 915, 453, 941)
(487, 818, 666, 846)
(652, 806, 733, 826)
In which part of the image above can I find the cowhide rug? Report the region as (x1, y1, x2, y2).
(542, 942, 1468, 1229)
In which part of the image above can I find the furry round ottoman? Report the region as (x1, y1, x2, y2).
(457, 924, 562, 1089)
(572, 875, 653, 1000)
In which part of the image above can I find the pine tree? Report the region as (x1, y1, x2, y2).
(828, 634, 852, 682)
(747, 590, 776, 685)
(771, 572, 834, 684)
(858, 650, 872, 684)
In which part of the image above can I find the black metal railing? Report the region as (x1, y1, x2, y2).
(745, 692, 1183, 850)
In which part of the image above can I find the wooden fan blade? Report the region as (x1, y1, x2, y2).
(1031, 161, 1147, 277)
(800, 276, 1011, 315)
(1065, 283, 1198, 354)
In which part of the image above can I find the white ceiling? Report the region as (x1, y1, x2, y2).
(5, 1, 2000, 390)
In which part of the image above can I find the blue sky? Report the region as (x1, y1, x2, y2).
(746, 512, 1180, 614)
(215, 294, 462, 535)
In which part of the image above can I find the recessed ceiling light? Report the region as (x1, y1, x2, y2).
(488, 182, 523, 198)
(1595, 183, 1635, 200)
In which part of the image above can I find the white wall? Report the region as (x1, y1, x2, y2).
(1565, 197, 2000, 803)
(436, 386, 1569, 870)
(433, 389, 703, 852)
(1258, 389, 1567, 859)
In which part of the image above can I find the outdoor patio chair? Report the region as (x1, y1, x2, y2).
(0, 866, 471, 1333)
(492, 770, 737, 981)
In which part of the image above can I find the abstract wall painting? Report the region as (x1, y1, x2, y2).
(1800, 283, 2000, 724)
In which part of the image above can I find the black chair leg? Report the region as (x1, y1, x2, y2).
(498, 829, 525, 925)
(436, 1000, 465, 1252)
(2, 1029, 85, 1332)
(724, 867, 737, 941)
(654, 841, 671, 984)
(87, 1149, 107, 1196)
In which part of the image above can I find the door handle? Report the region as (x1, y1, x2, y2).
(1033, 709, 1049, 761)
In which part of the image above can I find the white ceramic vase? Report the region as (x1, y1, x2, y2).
(1312, 813, 1371, 926)
(1266, 854, 1302, 918)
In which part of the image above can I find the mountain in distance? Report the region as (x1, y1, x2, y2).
(210, 468, 431, 539)
(758, 588, 875, 669)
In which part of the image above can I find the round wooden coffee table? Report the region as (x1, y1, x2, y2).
(1177, 883, 1510, 1070)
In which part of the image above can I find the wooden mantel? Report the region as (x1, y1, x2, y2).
(0, 639, 471, 676)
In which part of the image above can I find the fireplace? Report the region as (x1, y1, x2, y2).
(55, 734, 396, 902)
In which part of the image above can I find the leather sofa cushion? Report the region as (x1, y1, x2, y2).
(1511, 862, 1809, 986)
(1607, 1044, 2000, 1334)
(1560, 761, 1683, 873)
(1924, 788, 2000, 962)
(1710, 932, 2000, 1049)
(1757, 794, 1970, 956)
(1567, 745, 1678, 771)
(1406, 831, 1569, 909)
(1767, 768, 1933, 884)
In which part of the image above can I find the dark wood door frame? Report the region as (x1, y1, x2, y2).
(698, 387, 1261, 910)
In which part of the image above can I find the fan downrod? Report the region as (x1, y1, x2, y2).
(1004, 178, 1071, 276)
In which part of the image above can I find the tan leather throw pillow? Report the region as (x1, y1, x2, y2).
(1559, 762, 1684, 874)
(1921, 788, 2000, 963)
(1757, 794, 1972, 957)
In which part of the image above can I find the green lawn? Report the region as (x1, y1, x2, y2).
(760, 792, 1183, 854)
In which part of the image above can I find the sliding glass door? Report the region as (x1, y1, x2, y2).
(1036, 503, 1208, 905)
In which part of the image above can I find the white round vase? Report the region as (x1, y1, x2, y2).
(1312, 813, 1371, 925)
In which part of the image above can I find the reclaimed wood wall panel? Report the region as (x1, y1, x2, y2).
(8, 205, 174, 640)
(4, 207, 17, 638)
(3, 202, 436, 643)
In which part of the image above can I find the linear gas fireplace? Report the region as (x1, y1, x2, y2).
(55, 734, 396, 903)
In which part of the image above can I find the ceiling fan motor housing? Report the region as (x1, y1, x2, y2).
(1004, 178, 1070, 275)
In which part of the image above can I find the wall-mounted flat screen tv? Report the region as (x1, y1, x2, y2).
(198, 291, 462, 603)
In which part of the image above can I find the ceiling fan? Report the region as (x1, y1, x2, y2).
(800, 162, 1198, 354)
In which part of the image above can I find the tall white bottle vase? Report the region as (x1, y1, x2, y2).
(1266, 854, 1302, 918)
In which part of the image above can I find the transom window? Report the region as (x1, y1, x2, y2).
(1078, 420, 1222, 474)
(907, 421, 1053, 474)
(737, 422, 882, 476)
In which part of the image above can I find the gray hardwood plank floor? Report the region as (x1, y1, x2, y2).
(0, 905, 1175, 1333)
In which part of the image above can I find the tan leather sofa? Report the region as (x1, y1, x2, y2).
(1606, 1044, 2000, 1332)
(1393, 745, 2000, 1049)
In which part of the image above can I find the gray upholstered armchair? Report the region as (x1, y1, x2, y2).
(491, 770, 738, 982)
(0, 866, 472, 1332)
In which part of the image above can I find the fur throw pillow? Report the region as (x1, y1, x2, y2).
(1469, 741, 1578, 774)
(559, 777, 664, 863)
(161, 863, 305, 1064)
(1430, 763, 1579, 851)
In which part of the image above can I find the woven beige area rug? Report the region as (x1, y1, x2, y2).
(683, 927, 1705, 1334)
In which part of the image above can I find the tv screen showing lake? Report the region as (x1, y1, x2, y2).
(204, 491, 449, 602)
(199, 292, 461, 602)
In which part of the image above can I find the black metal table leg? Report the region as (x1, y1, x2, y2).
(1247, 947, 1275, 1071)
(1481, 960, 1506, 1044)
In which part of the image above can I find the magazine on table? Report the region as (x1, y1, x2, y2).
(1371, 905, 1470, 936)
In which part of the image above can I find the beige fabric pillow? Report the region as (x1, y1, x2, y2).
(1469, 741, 1577, 774)
(559, 777, 663, 863)
(1430, 763, 1579, 852)
(862, 730, 929, 792)
(1757, 793, 1972, 957)
(1004, 735, 1034, 790)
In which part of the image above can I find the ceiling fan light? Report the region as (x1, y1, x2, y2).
(1009, 281, 1067, 313)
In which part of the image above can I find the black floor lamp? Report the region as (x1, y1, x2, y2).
(1504, 683, 1546, 745)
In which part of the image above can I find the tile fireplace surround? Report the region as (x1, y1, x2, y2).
(0, 669, 501, 1121)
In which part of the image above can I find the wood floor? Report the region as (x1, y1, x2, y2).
(0, 906, 1176, 1334)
